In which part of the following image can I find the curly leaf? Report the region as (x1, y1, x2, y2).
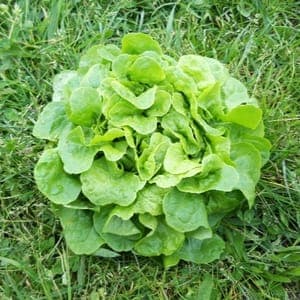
(34, 149, 81, 204)
(81, 158, 143, 206)
(163, 188, 209, 232)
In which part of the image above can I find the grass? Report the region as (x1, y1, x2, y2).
(0, 0, 299, 299)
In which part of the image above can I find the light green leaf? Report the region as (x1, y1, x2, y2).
(167, 235, 225, 265)
(34, 149, 81, 204)
(112, 53, 136, 78)
(33, 102, 72, 141)
(97, 44, 121, 61)
(231, 134, 271, 167)
(81, 158, 143, 206)
(79, 44, 120, 69)
(109, 100, 157, 134)
(122, 32, 162, 55)
(134, 217, 184, 256)
(52, 71, 80, 102)
(207, 191, 243, 215)
(110, 80, 157, 109)
(150, 172, 183, 188)
(207, 134, 231, 164)
(80, 64, 108, 88)
(162, 109, 201, 155)
(90, 128, 125, 144)
(132, 184, 169, 216)
(190, 99, 224, 136)
(93, 248, 120, 258)
(151, 166, 202, 188)
(171, 92, 189, 116)
(128, 56, 165, 84)
(197, 83, 224, 117)
(224, 104, 262, 129)
(165, 66, 197, 98)
(138, 214, 158, 231)
(137, 133, 170, 180)
(58, 126, 99, 174)
(187, 227, 213, 240)
(164, 143, 200, 174)
(177, 154, 239, 194)
(79, 45, 103, 69)
(93, 208, 140, 252)
(231, 142, 261, 207)
(203, 56, 229, 83)
(163, 188, 209, 232)
(178, 55, 216, 89)
(103, 215, 140, 236)
(55, 207, 104, 255)
(67, 87, 102, 126)
(100, 141, 127, 161)
(221, 77, 253, 110)
(63, 198, 100, 211)
(244, 136, 271, 166)
(110, 80, 136, 102)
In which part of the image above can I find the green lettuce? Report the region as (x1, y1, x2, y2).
(33, 33, 271, 266)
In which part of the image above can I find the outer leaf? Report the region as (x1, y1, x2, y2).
(224, 104, 262, 129)
(33, 102, 72, 141)
(163, 188, 209, 232)
(178, 55, 216, 89)
(207, 191, 243, 215)
(80, 64, 108, 88)
(52, 70, 80, 102)
(134, 218, 184, 256)
(231, 134, 271, 167)
(67, 87, 102, 126)
(231, 142, 261, 207)
(55, 207, 104, 255)
(81, 158, 143, 206)
(221, 77, 253, 110)
(187, 227, 213, 240)
(164, 235, 225, 266)
(63, 198, 100, 211)
(103, 215, 141, 236)
(122, 32, 162, 55)
(79, 44, 120, 69)
(93, 248, 120, 257)
(34, 149, 81, 204)
(138, 213, 158, 230)
(97, 44, 121, 61)
(58, 126, 99, 174)
(178, 235, 225, 264)
(93, 208, 140, 252)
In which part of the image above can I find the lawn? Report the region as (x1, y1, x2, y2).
(0, 0, 299, 299)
